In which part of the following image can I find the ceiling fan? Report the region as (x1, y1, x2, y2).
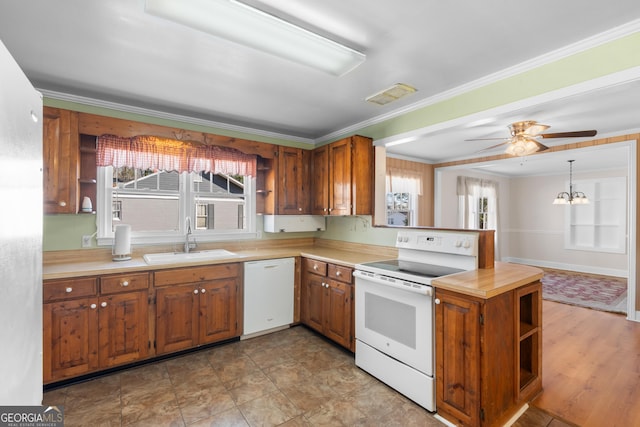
(468, 120, 597, 156)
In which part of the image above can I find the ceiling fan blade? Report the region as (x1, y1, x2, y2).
(475, 141, 510, 153)
(540, 130, 597, 139)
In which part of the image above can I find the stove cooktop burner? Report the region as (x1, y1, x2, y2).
(359, 259, 465, 280)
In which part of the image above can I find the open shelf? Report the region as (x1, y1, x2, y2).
(516, 282, 542, 402)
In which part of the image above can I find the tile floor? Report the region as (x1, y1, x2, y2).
(43, 326, 570, 427)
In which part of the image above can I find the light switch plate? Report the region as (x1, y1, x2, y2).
(81, 235, 92, 248)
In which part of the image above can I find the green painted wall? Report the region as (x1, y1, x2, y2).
(43, 33, 640, 251)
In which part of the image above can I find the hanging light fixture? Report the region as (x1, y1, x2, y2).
(552, 160, 589, 205)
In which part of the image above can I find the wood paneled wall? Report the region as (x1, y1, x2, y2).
(386, 157, 434, 226)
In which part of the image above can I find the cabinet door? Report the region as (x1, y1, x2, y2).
(324, 279, 352, 349)
(199, 278, 239, 344)
(155, 285, 199, 355)
(328, 138, 352, 215)
(43, 107, 79, 214)
(435, 290, 481, 427)
(304, 273, 326, 333)
(277, 146, 309, 214)
(311, 144, 329, 215)
(98, 291, 149, 368)
(43, 298, 99, 382)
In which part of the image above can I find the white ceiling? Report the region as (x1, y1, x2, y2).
(1, 0, 640, 175)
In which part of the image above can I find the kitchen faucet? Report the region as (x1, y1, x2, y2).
(184, 216, 196, 253)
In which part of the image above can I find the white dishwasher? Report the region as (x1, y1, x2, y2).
(243, 257, 295, 337)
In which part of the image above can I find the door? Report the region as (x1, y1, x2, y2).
(329, 138, 352, 215)
(155, 285, 199, 354)
(43, 107, 79, 214)
(435, 289, 480, 426)
(311, 144, 329, 214)
(324, 279, 352, 348)
(43, 298, 99, 382)
(304, 272, 325, 333)
(199, 278, 238, 344)
(277, 146, 308, 214)
(98, 291, 149, 367)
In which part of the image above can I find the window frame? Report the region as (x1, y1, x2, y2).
(96, 166, 257, 246)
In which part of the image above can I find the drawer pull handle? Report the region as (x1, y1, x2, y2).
(65, 287, 73, 293)
(313, 265, 318, 271)
(90, 303, 97, 309)
(121, 280, 129, 287)
(58, 201, 66, 207)
(336, 271, 341, 276)
(101, 301, 107, 308)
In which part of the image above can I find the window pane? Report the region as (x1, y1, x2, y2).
(112, 167, 180, 232)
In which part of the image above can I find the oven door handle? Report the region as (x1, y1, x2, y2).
(353, 270, 433, 296)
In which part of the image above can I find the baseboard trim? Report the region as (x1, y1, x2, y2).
(502, 257, 627, 278)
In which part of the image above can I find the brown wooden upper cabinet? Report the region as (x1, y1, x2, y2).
(43, 107, 79, 214)
(275, 146, 311, 214)
(311, 135, 374, 216)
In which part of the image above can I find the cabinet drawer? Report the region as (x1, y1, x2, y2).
(101, 272, 149, 294)
(328, 264, 353, 283)
(44, 277, 98, 302)
(154, 263, 240, 287)
(304, 258, 327, 276)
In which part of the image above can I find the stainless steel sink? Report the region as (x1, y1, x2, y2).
(143, 249, 240, 265)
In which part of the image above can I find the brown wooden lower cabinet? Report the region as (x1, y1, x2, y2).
(301, 258, 354, 351)
(154, 263, 240, 355)
(43, 273, 149, 384)
(435, 281, 542, 427)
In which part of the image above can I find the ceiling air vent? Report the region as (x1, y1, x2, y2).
(366, 83, 417, 106)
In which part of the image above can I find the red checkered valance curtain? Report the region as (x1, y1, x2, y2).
(96, 134, 257, 176)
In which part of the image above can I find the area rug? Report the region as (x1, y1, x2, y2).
(541, 268, 627, 314)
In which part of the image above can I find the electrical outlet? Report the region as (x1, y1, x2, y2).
(81, 235, 92, 248)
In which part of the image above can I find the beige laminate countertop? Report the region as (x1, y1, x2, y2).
(42, 246, 394, 280)
(432, 261, 544, 298)
(43, 246, 543, 299)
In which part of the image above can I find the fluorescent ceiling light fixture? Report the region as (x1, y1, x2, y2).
(145, 0, 365, 76)
(366, 83, 417, 106)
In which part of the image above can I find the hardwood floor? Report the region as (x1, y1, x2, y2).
(533, 300, 640, 426)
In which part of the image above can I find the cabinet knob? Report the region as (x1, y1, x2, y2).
(194, 289, 199, 294)
(121, 280, 129, 287)
(200, 288, 206, 293)
(336, 271, 341, 276)
(434, 298, 441, 305)
(90, 303, 97, 309)
(313, 265, 318, 271)
(58, 201, 67, 207)
(101, 301, 107, 308)
(65, 287, 73, 293)
(298, 208, 302, 211)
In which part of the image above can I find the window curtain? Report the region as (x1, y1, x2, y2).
(456, 176, 498, 229)
(386, 167, 423, 195)
(96, 134, 257, 176)
(457, 175, 500, 258)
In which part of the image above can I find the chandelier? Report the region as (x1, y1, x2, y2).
(552, 160, 589, 205)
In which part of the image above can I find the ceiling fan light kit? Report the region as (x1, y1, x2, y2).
(553, 159, 589, 205)
(144, 0, 366, 76)
(469, 120, 597, 157)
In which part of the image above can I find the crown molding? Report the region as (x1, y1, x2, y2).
(39, 89, 316, 145)
(319, 19, 640, 143)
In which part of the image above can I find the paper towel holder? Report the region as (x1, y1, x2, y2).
(113, 224, 132, 261)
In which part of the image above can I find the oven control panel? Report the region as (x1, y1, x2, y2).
(396, 230, 478, 256)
